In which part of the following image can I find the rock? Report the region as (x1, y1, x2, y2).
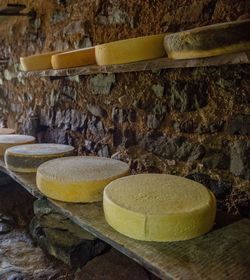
(128, 110, 136, 123)
(140, 133, 204, 163)
(71, 110, 88, 131)
(202, 148, 230, 170)
(166, 80, 208, 112)
(113, 128, 123, 147)
(74, 248, 159, 280)
(123, 128, 136, 148)
(174, 120, 198, 133)
(87, 104, 107, 118)
(96, 144, 110, 158)
(30, 199, 109, 268)
(151, 84, 165, 98)
(0, 222, 12, 234)
(227, 115, 250, 136)
(147, 114, 161, 129)
(230, 141, 250, 180)
(112, 107, 127, 124)
(97, 7, 133, 27)
(89, 74, 115, 95)
(186, 173, 232, 199)
(87, 117, 106, 139)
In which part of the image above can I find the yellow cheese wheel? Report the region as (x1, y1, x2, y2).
(20, 51, 62, 71)
(36, 156, 130, 203)
(5, 143, 75, 173)
(0, 134, 35, 156)
(164, 19, 250, 59)
(51, 47, 96, 69)
(103, 174, 216, 241)
(0, 128, 15, 135)
(95, 34, 167, 65)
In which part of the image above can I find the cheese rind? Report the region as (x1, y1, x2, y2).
(20, 51, 62, 71)
(5, 144, 75, 173)
(0, 128, 15, 135)
(164, 19, 250, 59)
(95, 34, 166, 65)
(103, 174, 216, 241)
(36, 156, 129, 203)
(51, 47, 96, 69)
(0, 134, 35, 156)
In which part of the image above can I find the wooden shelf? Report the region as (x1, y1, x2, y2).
(18, 51, 250, 78)
(0, 160, 249, 279)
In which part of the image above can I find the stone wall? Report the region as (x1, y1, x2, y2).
(0, 0, 249, 217)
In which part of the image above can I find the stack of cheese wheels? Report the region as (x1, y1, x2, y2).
(103, 174, 216, 241)
(36, 156, 129, 203)
(0, 134, 35, 156)
(51, 47, 96, 69)
(0, 128, 15, 135)
(20, 51, 62, 71)
(95, 34, 166, 65)
(164, 19, 250, 59)
(5, 143, 75, 173)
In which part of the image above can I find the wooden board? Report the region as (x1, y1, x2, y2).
(0, 160, 249, 279)
(18, 51, 250, 78)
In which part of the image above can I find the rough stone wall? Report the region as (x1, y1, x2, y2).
(0, 0, 249, 217)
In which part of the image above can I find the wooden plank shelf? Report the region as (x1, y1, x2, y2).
(18, 51, 250, 78)
(0, 160, 249, 280)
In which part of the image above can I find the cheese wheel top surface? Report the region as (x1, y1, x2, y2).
(0, 128, 15, 135)
(6, 143, 74, 157)
(37, 156, 129, 183)
(0, 134, 35, 144)
(105, 174, 213, 215)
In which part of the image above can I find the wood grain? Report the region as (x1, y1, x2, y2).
(0, 160, 249, 279)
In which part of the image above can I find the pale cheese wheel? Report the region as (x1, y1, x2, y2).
(0, 128, 15, 135)
(36, 156, 130, 203)
(95, 34, 167, 65)
(103, 174, 216, 242)
(51, 47, 96, 69)
(20, 51, 62, 71)
(5, 143, 75, 173)
(164, 19, 250, 59)
(0, 134, 35, 156)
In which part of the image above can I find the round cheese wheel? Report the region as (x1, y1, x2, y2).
(95, 34, 167, 65)
(5, 144, 75, 173)
(20, 51, 62, 71)
(164, 19, 250, 59)
(0, 134, 35, 156)
(0, 128, 15, 135)
(51, 47, 96, 69)
(103, 174, 216, 241)
(36, 156, 130, 203)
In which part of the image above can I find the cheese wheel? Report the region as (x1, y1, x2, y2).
(20, 51, 62, 71)
(5, 144, 75, 173)
(51, 47, 96, 69)
(164, 19, 250, 59)
(0, 134, 35, 156)
(36, 156, 130, 203)
(95, 34, 166, 65)
(0, 128, 15, 135)
(103, 174, 216, 241)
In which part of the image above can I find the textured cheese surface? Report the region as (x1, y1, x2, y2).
(103, 174, 216, 241)
(95, 34, 166, 65)
(5, 144, 74, 173)
(164, 19, 250, 59)
(51, 47, 96, 69)
(20, 51, 62, 71)
(37, 156, 129, 203)
(0, 128, 15, 135)
(0, 134, 35, 156)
